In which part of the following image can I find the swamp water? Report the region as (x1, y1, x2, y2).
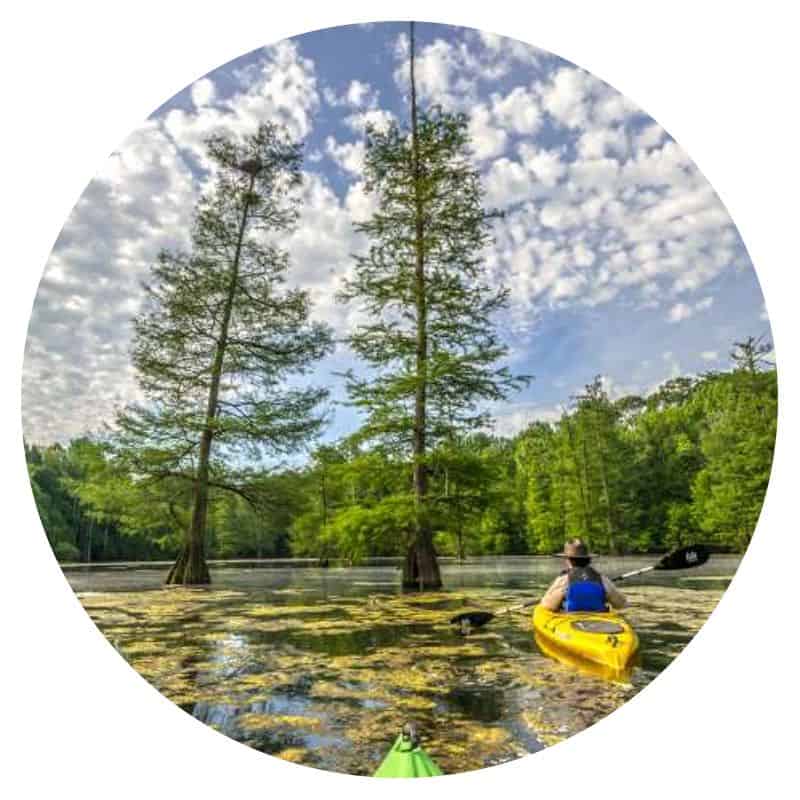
(66, 556, 738, 775)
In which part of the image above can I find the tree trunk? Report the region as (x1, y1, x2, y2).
(593, 422, 616, 552)
(320, 466, 328, 526)
(166, 537, 211, 585)
(166, 170, 256, 586)
(456, 518, 465, 563)
(578, 421, 593, 535)
(402, 529, 442, 589)
(403, 20, 442, 590)
(86, 516, 94, 564)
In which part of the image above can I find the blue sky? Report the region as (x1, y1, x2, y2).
(23, 22, 770, 446)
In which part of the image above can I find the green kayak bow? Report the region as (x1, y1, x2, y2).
(373, 726, 443, 778)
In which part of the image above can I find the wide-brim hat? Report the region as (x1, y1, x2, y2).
(557, 539, 593, 559)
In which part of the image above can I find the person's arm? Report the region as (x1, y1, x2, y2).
(602, 576, 627, 609)
(539, 575, 567, 611)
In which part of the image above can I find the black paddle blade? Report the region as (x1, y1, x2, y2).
(449, 611, 495, 628)
(655, 544, 710, 571)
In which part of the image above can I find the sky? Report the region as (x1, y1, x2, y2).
(22, 21, 771, 448)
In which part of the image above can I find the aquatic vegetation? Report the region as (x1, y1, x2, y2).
(73, 566, 730, 775)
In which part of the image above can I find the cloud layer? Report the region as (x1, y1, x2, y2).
(22, 24, 766, 444)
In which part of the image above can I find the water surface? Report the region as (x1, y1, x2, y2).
(68, 556, 737, 775)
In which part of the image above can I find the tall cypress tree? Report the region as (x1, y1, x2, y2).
(114, 123, 334, 584)
(339, 22, 527, 588)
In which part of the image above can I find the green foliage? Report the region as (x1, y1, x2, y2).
(320, 497, 415, 564)
(26, 439, 174, 561)
(211, 475, 301, 558)
(52, 541, 81, 562)
(429, 436, 501, 558)
(513, 357, 776, 554)
(690, 367, 777, 549)
(515, 423, 568, 554)
(339, 109, 527, 453)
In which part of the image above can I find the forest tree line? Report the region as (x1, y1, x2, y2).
(27, 336, 776, 564)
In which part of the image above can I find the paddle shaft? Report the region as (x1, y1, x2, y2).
(450, 544, 709, 627)
(491, 567, 639, 618)
(493, 562, 647, 617)
(612, 564, 655, 582)
(511, 560, 687, 612)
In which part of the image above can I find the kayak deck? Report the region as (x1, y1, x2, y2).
(373, 733, 443, 778)
(533, 604, 639, 680)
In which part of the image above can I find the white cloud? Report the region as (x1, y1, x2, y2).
(344, 180, 378, 223)
(667, 296, 714, 323)
(491, 86, 542, 135)
(635, 122, 666, 151)
(577, 127, 628, 160)
(23, 42, 322, 444)
(540, 67, 592, 128)
(190, 77, 216, 108)
(394, 37, 456, 100)
(393, 32, 544, 108)
(695, 296, 714, 312)
(350, 80, 374, 107)
(700, 351, 719, 361)
(391, 38, 748, 329)
(386, 30, 742, 329)
(467, 87, 544, 161)
(324, 79, 379, 110)
(570, 157, 621, 189)
(24, 122, 198, 443)
(324, 136, 365, 176)
(343, 108, 395, 135)
(484, 158, 534, 207)
(518, 144, 566, 187)
(668, 302, 693, 322)
(469, 104, 508, 160)
(573, 242, 596, 267)
(283, 174, 368, 334)
(598, 374, 643, 400)
(491, 401, 562, 436)
(475, 30, 544, 69)
(163, 40, 319, 167)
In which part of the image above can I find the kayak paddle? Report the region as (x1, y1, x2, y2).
(611, 543, 710, 581)
(449, 544, 710, 631)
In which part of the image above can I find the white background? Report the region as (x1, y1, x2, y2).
(1, 1, 798, 797)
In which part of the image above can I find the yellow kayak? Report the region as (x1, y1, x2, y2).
(533, 605, 639, 680)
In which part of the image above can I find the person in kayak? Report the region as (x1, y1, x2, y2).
(540, 538, 627, 612)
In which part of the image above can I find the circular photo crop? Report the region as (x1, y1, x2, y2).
(22, 21, 775, 777)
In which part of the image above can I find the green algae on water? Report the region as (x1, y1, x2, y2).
(73, 563, 729, 775)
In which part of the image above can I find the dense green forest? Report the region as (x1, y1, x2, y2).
(27, 337, 776, 564)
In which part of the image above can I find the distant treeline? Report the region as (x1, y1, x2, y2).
(27, 337, 775, 563)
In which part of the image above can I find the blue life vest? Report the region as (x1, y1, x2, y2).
(564, 565, 607, 612)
